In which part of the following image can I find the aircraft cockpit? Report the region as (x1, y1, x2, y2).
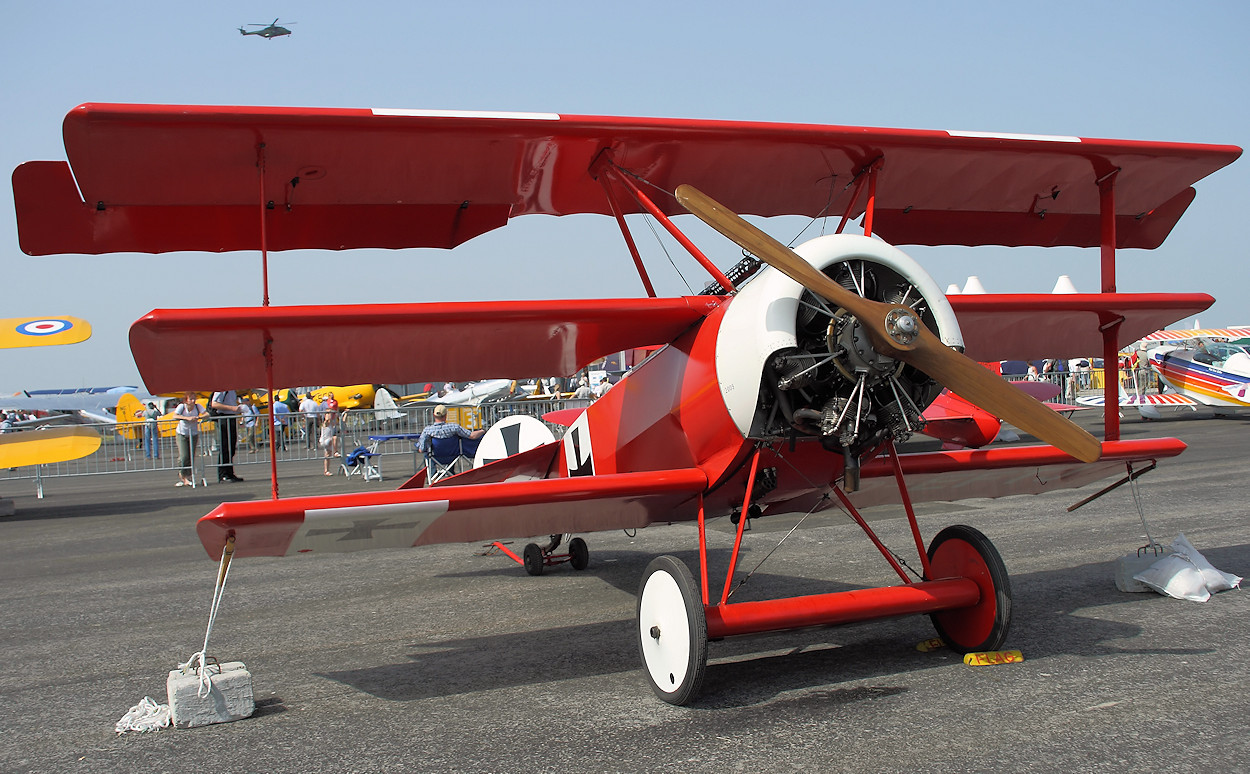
(1194, 341, 1248, 366)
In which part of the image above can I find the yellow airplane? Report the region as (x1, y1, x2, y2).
(114, 393, 214, 440)
(247, 384, 379, 410)
(309, 384, 377, 409)
(0, 316, 100, 476)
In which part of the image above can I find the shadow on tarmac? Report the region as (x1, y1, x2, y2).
(318, 541, 1241, 707)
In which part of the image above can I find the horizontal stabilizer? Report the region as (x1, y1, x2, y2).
(1076, 393, 1200, 407)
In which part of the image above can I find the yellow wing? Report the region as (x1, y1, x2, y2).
(0, 317, 91, 349)
(0, 426, 101, 468)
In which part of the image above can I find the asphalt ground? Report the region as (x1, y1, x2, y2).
(1, 409, 1247, 773)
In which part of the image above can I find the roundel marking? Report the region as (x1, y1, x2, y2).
(17, 319, 73, 336)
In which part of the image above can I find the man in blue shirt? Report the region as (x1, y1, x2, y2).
(416, 404, 485, 452)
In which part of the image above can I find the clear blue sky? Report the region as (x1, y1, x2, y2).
(2, 1, 1247, 392)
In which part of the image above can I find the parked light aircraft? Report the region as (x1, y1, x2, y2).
(0, 316, 99, 474)
(244, 384, 379, 411)
(13, 104, 1239, 703)
(1148, 338, 1250, 412)
(1078, 327, 1250, 416)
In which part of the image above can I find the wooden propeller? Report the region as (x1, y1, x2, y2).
(676, 184, 1101, 463)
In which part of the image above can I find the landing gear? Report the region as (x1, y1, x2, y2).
(637, 555, 707, 705)
(522, 543, 545, 576)
(926, 525, 1012, 653)
(505, 534, 590, 576)
(569, 537, 589, 570)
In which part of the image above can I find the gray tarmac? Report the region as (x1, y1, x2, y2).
(2, 410, 1248, 773)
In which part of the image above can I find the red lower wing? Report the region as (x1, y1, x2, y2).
(197, 468, 708, 559)
(848, 439, 1186, 510)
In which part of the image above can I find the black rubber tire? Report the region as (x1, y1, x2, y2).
(927, 524, 1012, 653)
(636, 555, 708, 705)
(569, 537, 589, 571)
(523, 543, 544, 576)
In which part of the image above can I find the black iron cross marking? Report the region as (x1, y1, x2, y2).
(305, 518, 419, 542)
(480, 422, 523, 466)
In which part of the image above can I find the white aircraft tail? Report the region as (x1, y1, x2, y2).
(372, 388, 403, 421)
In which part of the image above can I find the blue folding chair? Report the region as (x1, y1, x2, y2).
(424, 435, 481, 484)
(340, 444, 382, 481)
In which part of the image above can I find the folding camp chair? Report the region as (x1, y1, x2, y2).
(423, 435, 481, 484)
(340, 444, 382, 481)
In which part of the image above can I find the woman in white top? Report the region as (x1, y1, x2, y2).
(174, 392, 207, 486)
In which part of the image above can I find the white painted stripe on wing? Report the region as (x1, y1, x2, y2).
(947, 130, 1081, 143)
(372, 108, 560, 120)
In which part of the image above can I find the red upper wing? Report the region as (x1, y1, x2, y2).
(130, 296, 718, 393)
(13, 104, 1241, 255)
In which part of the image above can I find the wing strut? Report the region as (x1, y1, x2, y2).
(256, 142, 279, 499)
(594, 156, 658, 297)
(1098, 169, 1121, 442)
(592, 156, 736, 293)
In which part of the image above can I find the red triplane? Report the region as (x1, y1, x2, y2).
(13, 105, 1239, 703)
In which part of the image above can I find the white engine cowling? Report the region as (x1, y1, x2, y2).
(714, 234, 963, 454)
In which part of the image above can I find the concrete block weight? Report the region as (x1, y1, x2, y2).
(167, 661, 255, 728)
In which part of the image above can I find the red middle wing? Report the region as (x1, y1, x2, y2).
(130, 297, 719, 393)
(949, 293, 1214, 361)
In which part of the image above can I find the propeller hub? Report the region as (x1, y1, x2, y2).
(884, 307, 920, 346)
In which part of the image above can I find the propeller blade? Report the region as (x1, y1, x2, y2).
(675, 184, 1101, 463)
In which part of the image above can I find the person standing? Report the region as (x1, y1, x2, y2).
(238, 396, 258, 451)
(142, 401, 162, 459)
(271, 399, 291, 451)
(321, 396, 341, 476)
(325, 395, 341, 452)
(299, 392, 321, 449)
(174, 392, 207, 487)
(210, 390, 245, 483)
(593, 376, 612, 399)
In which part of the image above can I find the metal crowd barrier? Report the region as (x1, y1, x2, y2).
(0, 398, 592, 496)
(0, 375, 1157, 497)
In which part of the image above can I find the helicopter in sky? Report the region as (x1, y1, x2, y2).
(238, 19, 293, 39)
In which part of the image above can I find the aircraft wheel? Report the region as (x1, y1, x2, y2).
(569, 537, 589, 570)
(637, 555, 707, 705)
(523, 543, 544, 576)
(927, 525, 1012, 653)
